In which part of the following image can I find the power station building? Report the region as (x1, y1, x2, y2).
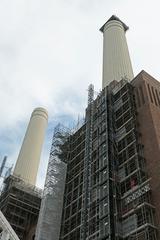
(0, 108, 48, 240)
(36, 16, 160, 240)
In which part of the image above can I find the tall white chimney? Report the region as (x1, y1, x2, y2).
(13, 107, 48, 186)
(100, 15, 134, 88)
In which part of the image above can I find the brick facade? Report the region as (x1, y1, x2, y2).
(132, 70, 160, 235)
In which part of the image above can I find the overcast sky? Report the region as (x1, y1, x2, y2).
(0, 0, 160, 188)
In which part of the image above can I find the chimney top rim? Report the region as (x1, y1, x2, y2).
(100, 15, 129, 33)
(31, 107, 48, 119)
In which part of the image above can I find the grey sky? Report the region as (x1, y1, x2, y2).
(0, 0, 160, 188)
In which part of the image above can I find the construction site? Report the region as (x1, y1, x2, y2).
(35, 77, 158, 240)
(1, 15, 160, 240)
(0, 174, 42, 239)
(35, 16, 160, 239)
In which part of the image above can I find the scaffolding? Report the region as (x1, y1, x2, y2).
(58, 123, 86, 240)
(81, 84, 94, 240)
(107, 83, 119, 240)
(0, 175, 41, 240)
(35, 124, 70, 240)
(56, 80, 158, 240)
(111, 80, 158, 240)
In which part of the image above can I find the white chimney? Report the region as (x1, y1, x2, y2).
(100, 15, 134, 88)
(13, 107, 48, 186)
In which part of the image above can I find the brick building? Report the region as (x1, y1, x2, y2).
(36, 16, 160, 240)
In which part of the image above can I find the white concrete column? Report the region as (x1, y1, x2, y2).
(13, 107, 48, 186)
(100, 15, 134, 88)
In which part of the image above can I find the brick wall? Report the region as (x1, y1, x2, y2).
(132, 70, 160, 234)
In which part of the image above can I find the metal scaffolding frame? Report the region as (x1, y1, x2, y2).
(81, 84, 94, 240)
(35, 124, 70, 240)
(51, 80, 158, 240)
(0, 175, 41, 240)
(59, 80, 158, 240)
(111, 80, 158, 240)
